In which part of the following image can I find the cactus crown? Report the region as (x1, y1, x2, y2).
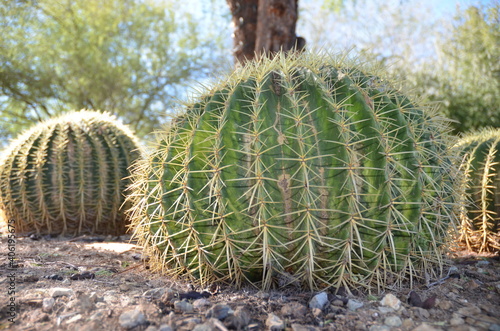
(128, 52, 460, 292)
(0, 110, 141, 235)
(455, 127, 500, 253)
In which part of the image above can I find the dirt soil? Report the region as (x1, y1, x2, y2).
(0, 234, 499, 331)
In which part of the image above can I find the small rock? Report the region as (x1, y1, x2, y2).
(384, 315, 402, 327)
(449, 317, 465, 326)
(226, 306, 251, 330)
(437, 300, 452, 310)
(160, 288, 177, 303)
(158, 325, 174, 331)
(74, 294, 96, 313)
(402, 318, 414, 329)
(174, 300, 194, 313)
(193, 298, 211, 310)
(49, 287, 74, 298)
(144, 326, 158, 331)
(281, 302, 308, 319)
(411, 322, 441, 331)
(489, 324, 500, 331)
(192, 324, 213, 331)
(291, 324, 320, 331)
(266, 313, 285, 331)
(347, 299, 364, 311)
(380, 293, 401, 310)
(457, 305, 481, 317)
(332, 299, 344, 307)
(42, 297, 55, 313)
(311, 308, 322, 317)
(309, 292, 329, 310)
(65, 314, 82, 324)
(369, 326, 391, 331)
(119, 309, 147, 329)
(142, 288, 167, 299)
(205, 303, 233, 320)
(412, 307, 430, 320)
(476, 260, 490, 267)
(378, 306, 394, 314)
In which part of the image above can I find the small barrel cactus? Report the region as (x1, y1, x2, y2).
(455, 128, 500, 253)
(0, 110, 141, 236)
(128, 53, 460, 292)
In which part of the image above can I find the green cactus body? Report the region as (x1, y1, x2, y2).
(0, 110, 141, 235)
(128, 53, 459, 291)
(456, 128, 500, 253)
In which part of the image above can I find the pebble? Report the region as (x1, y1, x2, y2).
(193, 298, 211, 310)
(227, 306, 251, 329)
(174, 300, 194, 313)
(49, 287, 74, 298)
(450, 317, 465, 326)
(158, 325, 174, 331)
(412, 307, 431, 319)
(384, 315, 402, 327)
(205, 303, 233, 320)
(118, 309, 147, 329)
(411, 322, 441, 331)
(42, 297, 55, 313)
(347, 299, 364, 311)
(281, 302, 308, 318)
(309, 292, 329, 310)
(266, 313, 285, 331)
(369, 326, 391, 331)
(380, 294, 401, 310)
(378, 306, 394, 314)
(291, 324, 320, 331)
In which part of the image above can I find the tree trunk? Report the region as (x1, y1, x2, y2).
(226, 0, 304, 65)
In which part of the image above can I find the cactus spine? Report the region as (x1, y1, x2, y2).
(456, 128, 500, 253)
(128, 53, 460, 292)
(0, 110, 141, 235)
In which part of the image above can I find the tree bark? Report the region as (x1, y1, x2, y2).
(226, 0, 304, 65)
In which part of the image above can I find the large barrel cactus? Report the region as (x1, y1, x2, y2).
(455, 128, 500, 253)
(128, 53, 460, 292)
(0, 110, 141, 236)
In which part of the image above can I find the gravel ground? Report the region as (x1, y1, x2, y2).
(0, 235, 499, 331)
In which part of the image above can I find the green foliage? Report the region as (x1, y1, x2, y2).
(128, 52, 460, 292)
(413, 4, 500, 133)
(0, 110, 141, 236)
(0, 0, 227, 142)
(456, 128, 500, 253)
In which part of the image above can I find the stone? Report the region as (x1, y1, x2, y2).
(65, 314, 83, 324)
(144, 326, 158, 331)
(309, 292, 329, 310)
(412, 307, 430, 320)
(378, 306, 394, 314)
(266, 313, 285, 331)
(281, 302, 308, 319)
(193, 298, 211, 310)
(49, 287, 74, 298)
(42, 297, 55, 313)
(29, 309, 49, 323)
(174, 300, 194, 313)
(332, 299, 345, 307)
(74, 294, 96, 313)
(118, 309, 147, 329)
(437, 300, 452, 310)
(411, 322, 441, 331)
(192, 324, 213, 331)
(291, 324, 320, 331)
(142, 288, 167, 299)
(449, 317, 465, 326)
(158, 325, 174, 331)
(205, 303, 233, 320)
(384, 315, 402, 327)
(402, 318, 415, 329)
(347, 299, 364, 311)
(227, 306, 251, 330)
(380, 294, 401, 310)
(457, 306, 481, 317)
(160, 288, 177, 303)
(368, 326, 390, 331)
(311, 308, 322, 317)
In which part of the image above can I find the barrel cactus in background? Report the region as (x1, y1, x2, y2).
(128, 52, 460, 292)
(455, 128, 500, 253)
(0, 110, 141, 236)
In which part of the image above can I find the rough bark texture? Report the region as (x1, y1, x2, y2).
(226, 0, 304, 65)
